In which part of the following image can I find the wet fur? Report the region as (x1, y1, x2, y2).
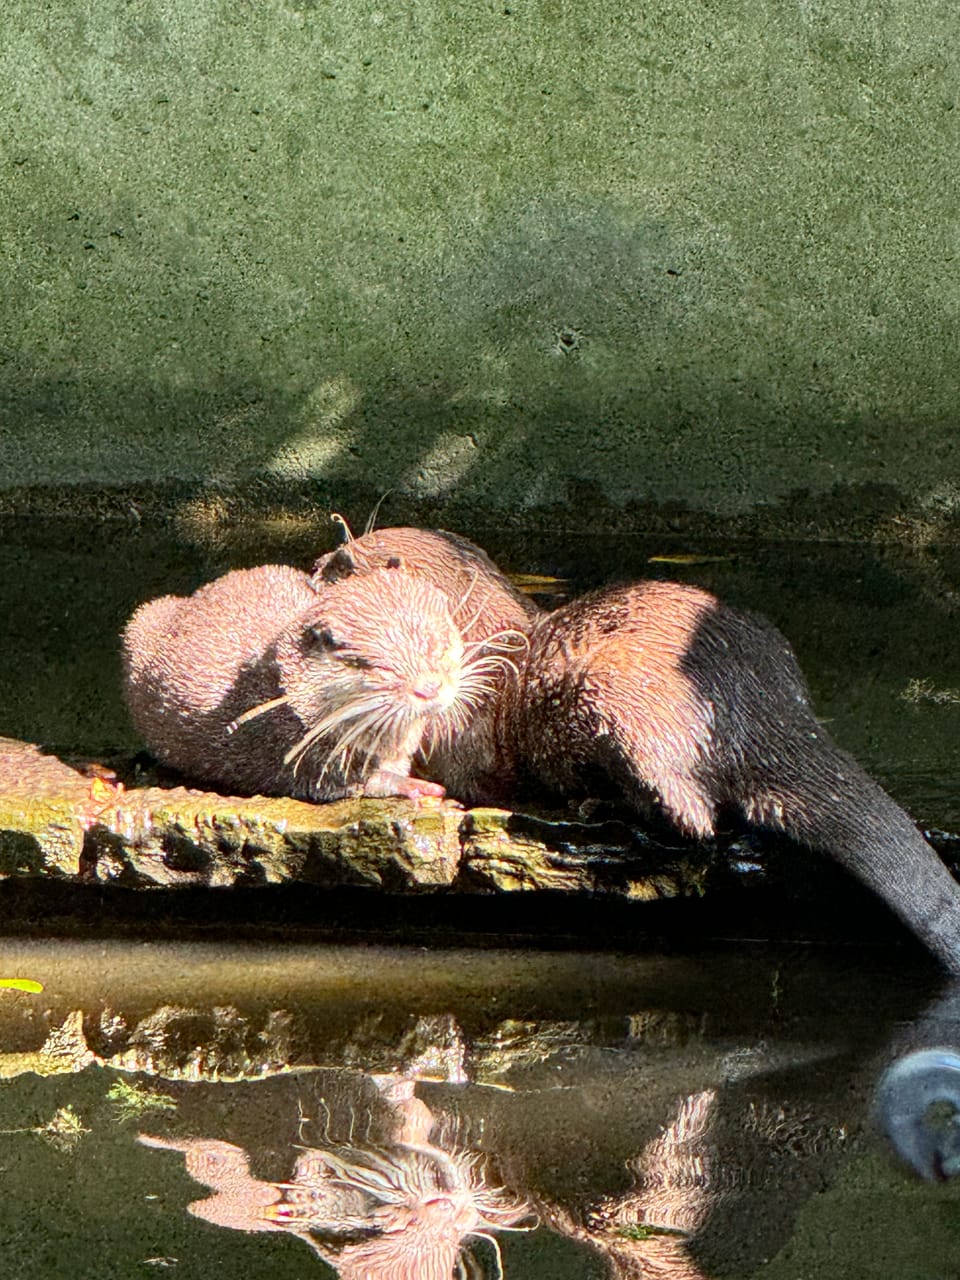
(515, 581, 960, 971)
(122, 565, 319, 798)
(121, 562, 468, 802)
(321, 530, 960, 970)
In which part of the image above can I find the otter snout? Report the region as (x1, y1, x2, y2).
(408, 665, 460, 715)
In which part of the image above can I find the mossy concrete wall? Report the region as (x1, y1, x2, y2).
(3, 2, 959, 530)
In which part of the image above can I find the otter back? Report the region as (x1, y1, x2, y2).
(122, 564, 319, 798)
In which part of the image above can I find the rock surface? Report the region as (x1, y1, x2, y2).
(0, 736, 713, 900)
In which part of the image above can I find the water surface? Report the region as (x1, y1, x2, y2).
(1, 938, 959, 1279)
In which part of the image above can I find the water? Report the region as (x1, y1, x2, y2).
(1, 938, 959, 1279)
(3, 517, 960, 1276)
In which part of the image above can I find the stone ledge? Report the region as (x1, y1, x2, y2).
(6, 737, 958, 924)
(0, 736, 714, 901)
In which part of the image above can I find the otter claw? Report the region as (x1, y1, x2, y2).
(398, 777, 446, 800)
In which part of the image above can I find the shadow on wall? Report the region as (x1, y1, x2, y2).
(5, 198, 958, 524)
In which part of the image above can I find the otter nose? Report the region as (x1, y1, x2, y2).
(411, 678, 442, 701)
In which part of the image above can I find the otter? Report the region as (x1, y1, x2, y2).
(317, 528, 960, 971)
(121, 561, 479, 802)
(313, 526, 540, 801)
(507, 581, 960, 972)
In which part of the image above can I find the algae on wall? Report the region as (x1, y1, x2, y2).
(2, 1, 959, 527)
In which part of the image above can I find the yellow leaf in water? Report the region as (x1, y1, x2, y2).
(647, 553, 734, 565)
(0, 979, 44, 993)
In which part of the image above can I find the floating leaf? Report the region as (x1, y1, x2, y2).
(0, 978, 44, 993)
(647, 553, 734, 565)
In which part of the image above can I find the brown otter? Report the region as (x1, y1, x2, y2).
(121, 561, 478, 802)
(313, 526, 540, 801)
(318, 529, 960, 970)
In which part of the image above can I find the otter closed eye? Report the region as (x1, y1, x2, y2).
(309, 626, 341, 649)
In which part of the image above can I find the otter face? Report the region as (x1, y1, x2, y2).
(277, 565, 467, 779)
(300, 596, 464, 720)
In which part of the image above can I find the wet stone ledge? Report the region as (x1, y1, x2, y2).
(0, 736, 718, 902)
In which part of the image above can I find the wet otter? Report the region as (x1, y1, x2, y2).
(319, 528, 960, 970)
(121, 562, 476, 802)
(313, 526, 540, 801)
(509, 581, 960, 971)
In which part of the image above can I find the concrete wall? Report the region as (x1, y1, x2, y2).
(3, 2, 959, 531)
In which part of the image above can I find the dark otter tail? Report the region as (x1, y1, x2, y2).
(684, 600, 960, 972)
(751, 741, 960, 973)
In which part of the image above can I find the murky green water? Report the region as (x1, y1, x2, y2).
(0, 939, 959, 1278)
(3, 518, 960, 1275)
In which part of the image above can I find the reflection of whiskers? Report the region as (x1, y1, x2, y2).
(277, 1138, 536, 1279)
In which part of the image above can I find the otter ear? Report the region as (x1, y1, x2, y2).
(314, 547, 356, 583)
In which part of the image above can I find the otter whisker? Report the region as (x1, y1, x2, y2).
(457, 673, 511, 704)
(465, 644, 526, 669)
(314, 700, 418, 783)
(225, 694, 292, 736)
(284, 691, 394, 767)
(424, 716, 455, 756)
(463, 634, 527, 665)
(323, 709, 405, 779)
(459, 671, 511, 695)
(447, 691, 482, 726)
(464, 652, 522, 682)
(286, 707, 379, 775)
(447, 696, 482, 727)
(451, 701, 472, 730)
(285, 706, 386, 773)
(472, 1231, 505, 1280)
(420, 710, 464, 758)
(305, 704, 395, 779)
(364, 491, 393, 535)
(462, 628, 530, 658)
(452, 569, 483, 632)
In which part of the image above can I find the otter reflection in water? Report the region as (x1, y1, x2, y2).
(138, 1079, 534, 1278)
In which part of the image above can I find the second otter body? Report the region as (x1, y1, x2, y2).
(511, 581, 960, 971)
(321, 528, 960, 971)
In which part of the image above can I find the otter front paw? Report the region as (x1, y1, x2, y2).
(363, 771, 446, 800)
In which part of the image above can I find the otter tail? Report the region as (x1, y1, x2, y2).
(684, 599, 960, 971)
(744, 741, 960, 973)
